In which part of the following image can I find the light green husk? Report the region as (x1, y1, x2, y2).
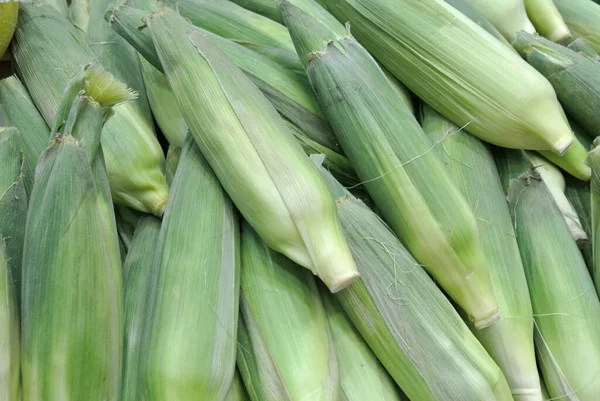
(0, 0, 18, 60)
(143, 134, 240, 400)
(33, 0, 68, 16)
(524, 0, 572, 42)
(567, 38, 600, 60)
(420, 105, 541, 401)
(513, 32, 600, 147)
(145, 5, 358, 291)
(0, 126, 24, 401)
(105, 4, 358, 185)
(282, 0, 497, 326)
(554, 0, 600, 53)
(0, 75, 50, 196)
(237, 222, 339, 401)
(120, 216, 161, 401)
(527, 152, 587, 244)
(225, 371, 250, 401)
(460, 0, 535, 41)
(320, 290, 404, 401)
(589, 140, 600, 294)
(12, 3, 168, 215)
(68, 0, 90, 31)
(324, 0, 575, 154)
(21, 64, 125, 401)
(497, 148, 600, 401)
(231, 0, 284, 23)
(313, 162, 512, 400)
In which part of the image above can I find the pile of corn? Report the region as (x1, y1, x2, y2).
(3, 0, 600, 400)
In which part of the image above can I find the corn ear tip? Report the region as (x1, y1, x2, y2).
(84, 66, 137, 108)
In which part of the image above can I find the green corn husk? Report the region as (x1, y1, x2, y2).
(0, 127, 24, 401)
(0, 75, 50, 196)
(12, 3, 168, 216)
(500, 158, 600, 401)
(320, 289, 404, 401)
(121, 216, 161, 401)
(163, 0, 298, 55)
(324, 0, 575, 154)
(567, 38, 600, 60)
(282, 0, 497, 326)
(0, 127, 27, 303)
(589, 140, 600, 293)
(144, 5, 358, 291)
(237, 222, 339, 401)
(21, 65, 126, 401)
(420, 106, 541, 401)
(225, 371, 250, 401)
(68, 0, 90, 31)
(33, 0, 68, 16)
(106, 4, 358, 186)
(143, 134, 240, 400)
(165, 144, 182, 187)
(231, 0, 284, 23)
(554, 0, 600, 54)
(524, 0, 572, 42)
(115, 206, 141, 254)
(313, 162, 512, 401)
(527, 152, 587, 244)
(460, 0, 535, 41)
(444, 0, 513, 48)
(513, 32, 600, 144)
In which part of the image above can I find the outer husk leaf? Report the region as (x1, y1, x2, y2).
(237, 222, 339, 401)
(524, 0, 572, 42)
(461, 0, 535, 41)
(143, 135, 240, 400)
(146, 5, 358, 291)
(554, 0, 600, 54)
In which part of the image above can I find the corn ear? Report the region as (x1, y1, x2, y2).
(143, 134, 239, 400)
(121, 216, 161, 401)
(238, 222, 339, 401)
(524, 0, 572, 42)
(444, 0, 513, 48)
(554, 0, 600, 53)
(324, 0, 574, 153)
(145, 5, 358, 291)
(320, 289, 404, 401)
(420, 106, 541, 401)
(502, 159, 600, 401)
(513, 32, 600, 145)
(313, 162, 512, 400)
(164, 0, 298, 55)
(0, 0, 17, 59)
(21, 65, 125, 401)
(568, 38, 600, 60)
(230, 0, 284, 23)
(225, 371, 250, 401)
(460, 0, 535, 41)
(0, 75, 50, 196)
(527, 152, 587, 244)
(0, 126, 25, 401)
(12, 3, 168, 215)
(282, 0, 497, 326)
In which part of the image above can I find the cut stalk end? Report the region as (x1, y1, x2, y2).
(551, 135, 574, 155)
